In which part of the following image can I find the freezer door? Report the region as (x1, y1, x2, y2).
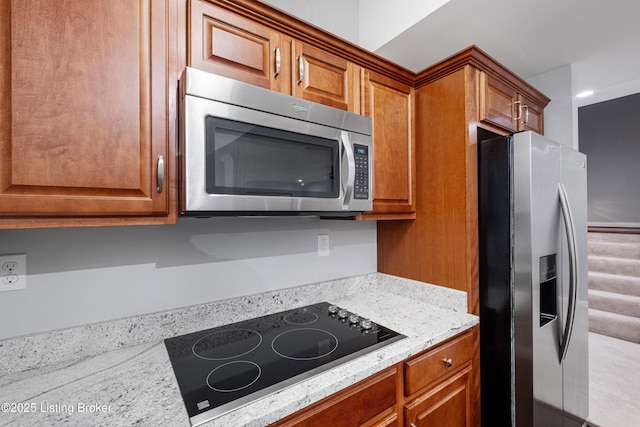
(513, 132, 564, 427)
(560, 144, 589, 426)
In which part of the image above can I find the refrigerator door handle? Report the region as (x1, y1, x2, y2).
(558, 182, 578, 363)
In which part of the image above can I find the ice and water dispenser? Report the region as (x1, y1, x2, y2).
(539, 254, 558, 326)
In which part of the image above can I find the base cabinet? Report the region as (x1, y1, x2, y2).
(268, 366, 398, 427)
(403, 327, 478, 427)
(404, 369, 472, 427)
(269, 326, 479, 427)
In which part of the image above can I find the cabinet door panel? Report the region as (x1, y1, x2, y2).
(293, 41, 357, 112)
(368, 413, 398, 427)
(479, 71, 518, 132)
(189, 0, 289, 92)
(361, 70, 415, 218)
(404, 368, 471, 427)
(519, 95, 544, 133)
(0, 0, 169, 217)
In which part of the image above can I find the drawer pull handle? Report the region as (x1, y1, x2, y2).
(443, 358, 453, 368)
(411, 424, 418, 427)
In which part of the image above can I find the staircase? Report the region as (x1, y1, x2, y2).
(588, 232, 640, 343)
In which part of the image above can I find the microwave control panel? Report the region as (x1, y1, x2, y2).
(354, 144, 369, 199)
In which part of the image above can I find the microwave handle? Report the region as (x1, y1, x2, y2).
(340, 131, 356, 209)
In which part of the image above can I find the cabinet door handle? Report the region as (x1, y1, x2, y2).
(410, 423, 418, 427)
(443, 358, 453, 368)
(522, 104, 529, 124)
(513, 100, 522, 121)
(156, 155, 165, 193)
(274, 47, 281, 78)
(297, 55, 304, 85)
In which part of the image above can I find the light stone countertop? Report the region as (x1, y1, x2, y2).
(0, 273, 478, 427)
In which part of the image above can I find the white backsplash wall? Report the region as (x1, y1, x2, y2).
(0, 217, 376, 340)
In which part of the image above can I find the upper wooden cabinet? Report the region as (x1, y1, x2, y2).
(189, 0, 291, 93)
(360, 70, 415, 219)
(479, 70, 546, 134)
(189, 0, 359, 113)
(378, 47, 550, 314)
(0, 0, 182, 227)
(292, 40, 360, 113)
(188, 0, 415, 219)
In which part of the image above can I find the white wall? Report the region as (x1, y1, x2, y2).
(528, 65, 640, 152)
(527, 64, 578, 149)
(261, 0, 360, 44)
(0, 217, 376, 340)
(358, 0, 449, 52)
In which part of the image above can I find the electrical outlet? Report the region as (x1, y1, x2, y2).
(318, 235, 330, 257)
(0, 253, 27, 292)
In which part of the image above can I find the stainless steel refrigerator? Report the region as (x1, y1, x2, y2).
(478, 131, 589, 426)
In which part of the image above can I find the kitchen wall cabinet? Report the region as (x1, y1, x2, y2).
(188, 0, 417, 220)
(189, 0, 360, 113)
(378, 47, 550, 315)
(479, 70, 545, 134)
(292, 40, 360, 113)
(360, 70, 416, 220)
(269, 326, 479, 427)
(189, 0, 291, 93)
(0, 0, 183, 228)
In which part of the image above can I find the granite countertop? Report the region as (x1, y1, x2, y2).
(0, 273, 478, 427)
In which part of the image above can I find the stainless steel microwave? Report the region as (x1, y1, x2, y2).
(178, 67, 372, 216)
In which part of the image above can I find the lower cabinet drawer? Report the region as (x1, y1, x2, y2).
(269, 366, 397, 427)
(404, 330, 474, 396)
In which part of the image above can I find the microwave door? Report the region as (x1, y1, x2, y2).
(179, 67, 372, 215)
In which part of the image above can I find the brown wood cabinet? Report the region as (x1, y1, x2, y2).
(403, 327, 479, 427)
(268, 366, 398, 427)
(404, 369, 473, 427)
(189, 0, 359, 112)
(378, 47, 550, 315)
(0, 0, 183, 228)
(188, 0, 417, 220)
(1, 0, 544, 232)
(479, 70, 546, 134)
(188, 0, 291, 93)
(292, 40, 360, 113)
(268, 326, 479, 427)
(360, 70, 416, 220)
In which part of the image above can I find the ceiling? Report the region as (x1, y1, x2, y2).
(265, 0, 640, 105)
(374, 0, 640, 99)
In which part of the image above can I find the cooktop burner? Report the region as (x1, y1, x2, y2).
(164, 302, 405, 426)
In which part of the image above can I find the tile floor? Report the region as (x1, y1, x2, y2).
(587, 332, 640, 426)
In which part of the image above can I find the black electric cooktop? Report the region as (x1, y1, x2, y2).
(164, 301, 405, 426)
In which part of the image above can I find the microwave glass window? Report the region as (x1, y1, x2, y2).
(205, 117, 340, 198)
